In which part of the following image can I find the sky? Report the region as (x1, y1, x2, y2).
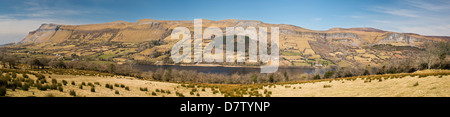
(0, 0, 449, 44)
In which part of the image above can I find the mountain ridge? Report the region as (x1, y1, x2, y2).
(20, 19, 450, 44)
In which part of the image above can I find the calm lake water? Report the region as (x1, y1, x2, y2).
(134, 65, 320, 75)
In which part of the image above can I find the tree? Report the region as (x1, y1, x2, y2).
(49, 60, 66, 69)
(0, 52, 5, 68)
(109, 64, 115, 73)
(4, 57, 17, 69)
(283, 71, 289, 81)
(29, 58, 46, 69)
(324, 71, 335, 78)
(268, 74, 274, 83)
(423, 42, 448, 69)
(363, 69, 370, 75)
(38, 58, 50, 69)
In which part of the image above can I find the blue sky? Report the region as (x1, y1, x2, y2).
(1, 0, 449, 44)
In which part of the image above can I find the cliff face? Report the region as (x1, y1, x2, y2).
(21, 23, 61, 43)
(21, 20, 173, 44)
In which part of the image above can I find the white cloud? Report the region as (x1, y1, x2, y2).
(372, 6, 420, 18)
(0, 18, 83, 44)
(313, 18, 322, 21)
(382, 9, 419, 18)
(397, 25, 450, 36)
(0, 0, 98, 44)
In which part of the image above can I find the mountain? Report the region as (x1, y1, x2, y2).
(17, 19, 450, 67)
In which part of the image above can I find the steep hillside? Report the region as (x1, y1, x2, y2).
(15, 19, 450, 67)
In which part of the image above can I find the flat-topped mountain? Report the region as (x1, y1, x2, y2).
(15, 19, 450, 67)
(21, 19, 448, 44)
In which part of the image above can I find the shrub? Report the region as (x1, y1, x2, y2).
(177, 92, 184, 97)
(0, 78, 6, 87)
(120, 84, 125, 88)
(251, 74, 258, 83)
(58, 86, 63, 92)
(71, 81, 75, 85)
(115, 90, 119, 94)
(69, 90, 76, 96)
(314, 75, 321, 80)
(105, 84, 110, 88)
(323, 85, 332, 88)
(45, 93, 55, 97)
(39, 79, 47, 83)
(151, 92, 156, 96)
(155, 89, 160, 92)
(21, 83, 30, 91)
(49, 84, 58, 90)
(125, 86, 130, 91)
(413, 82, 419, 87)
(36, 83, 48, 91)
(81, 82, 86, 86)
(91, 87, 95, 92)
(51, 79, 57, 84)
(94, 82, 100, 85)
(324, 71, 335, 78)
(0, 87, 6, 96)
(363, 70, 370, 75)
(79, 85, 83, 89)
(114, 83, 119, 87)
(269, 74, 274, 83)
(140, 87, 148, 91)
(88, 82, 94, 87)
(62, 80, 68, 85)
(191, 88, 197, 92)
(12, 73, 17, 78)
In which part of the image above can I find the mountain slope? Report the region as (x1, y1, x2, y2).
(16, 19, 450, 67)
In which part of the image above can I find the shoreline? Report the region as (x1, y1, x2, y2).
(155, 63, 319, 69)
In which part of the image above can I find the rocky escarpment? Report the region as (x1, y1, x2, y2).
(20, 24, 61, 43)
(12, 19, 450, 67)
(20, 19, 449, 47)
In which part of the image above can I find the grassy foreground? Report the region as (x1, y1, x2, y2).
(1, 69, 449, 97)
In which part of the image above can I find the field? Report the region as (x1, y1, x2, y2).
(2, 68, 449, 97)
(267, 75, 449, 97)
